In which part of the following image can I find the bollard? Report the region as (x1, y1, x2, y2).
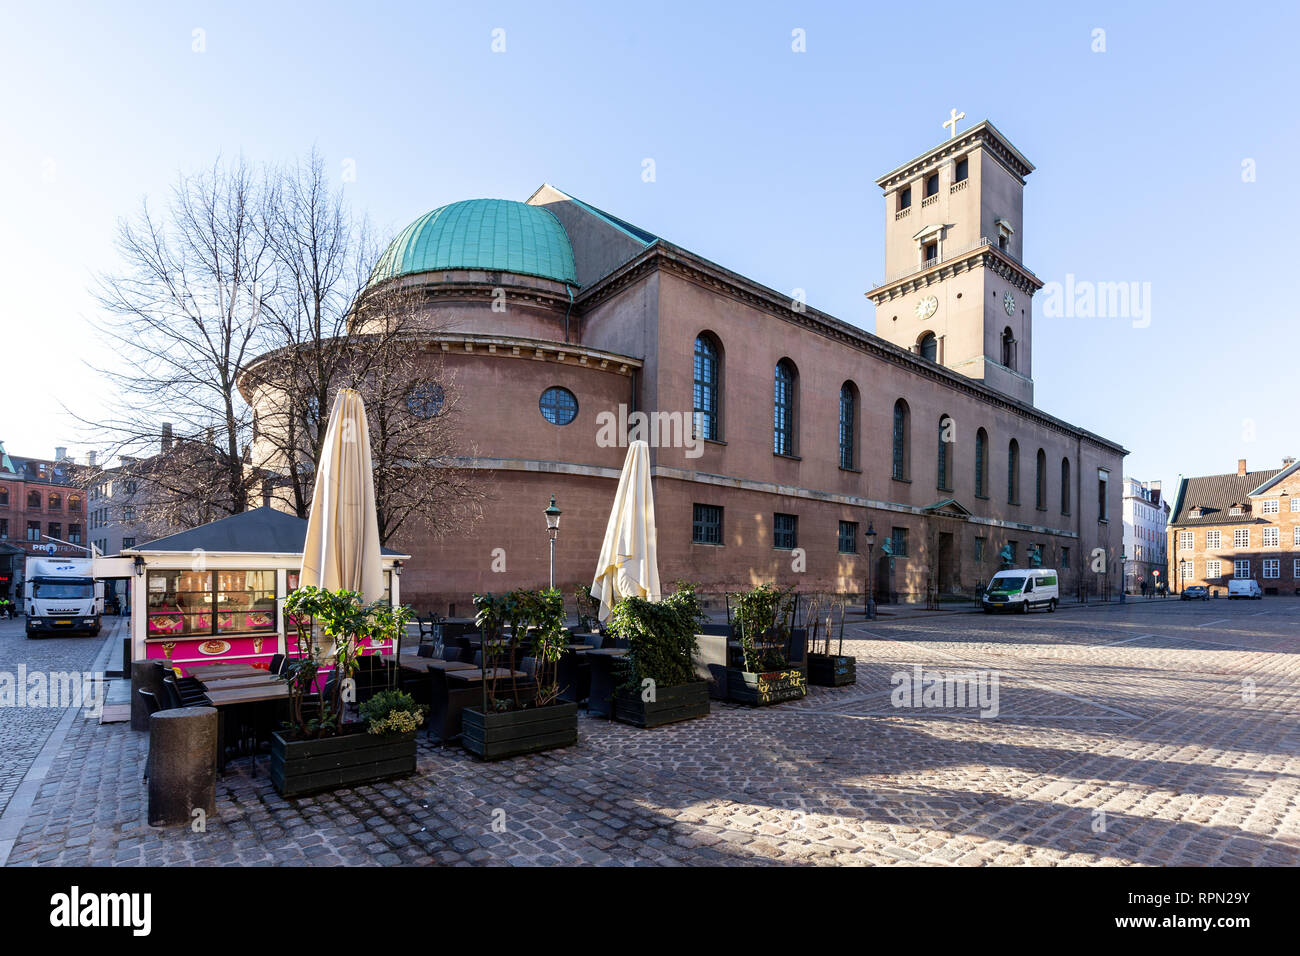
(130, 661, 167, 732)
(148, 706, 217, 827)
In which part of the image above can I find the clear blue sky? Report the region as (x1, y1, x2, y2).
(2, 0, 1296, 490)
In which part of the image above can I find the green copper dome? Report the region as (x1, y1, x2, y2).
(370, 199, 578, 287)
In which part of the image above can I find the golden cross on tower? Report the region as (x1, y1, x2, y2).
(943, 108, 965, 139)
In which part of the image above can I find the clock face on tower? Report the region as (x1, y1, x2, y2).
(1003, 291, 1016, 316)
(914, 295, 938, 320)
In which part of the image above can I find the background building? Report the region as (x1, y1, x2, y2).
(245, 120, 1129, 611)
(1123, 477, 1169, 593)
(1167, 457, 1300, 594)
(0, 442, 88, 602)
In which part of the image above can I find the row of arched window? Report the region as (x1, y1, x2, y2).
(897, 401, 1072, 513)
(0, 487, 82, 511)
(692, 333, 1073, 515)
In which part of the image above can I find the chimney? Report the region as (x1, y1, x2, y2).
(87, 450, 97, 468)
(55, 446, 67, 461)
(161, 422, 173, 453)
(1237, 459, 1247, 477)
(1285, 456, 1297, 467)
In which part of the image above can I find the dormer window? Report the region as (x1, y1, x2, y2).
(1229, 505, 1243, 516)
(1189, 507, 1203, 518)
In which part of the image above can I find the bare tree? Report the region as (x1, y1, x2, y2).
(244, 150, 377, 518)
(88, 151, 484, 546)
(87, 157, 271, 528)
(351, 286, 483, 545)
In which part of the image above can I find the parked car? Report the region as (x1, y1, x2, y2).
(982, 568, 1060, 613)
(1181, 585, 1209, 601)
(1227, 579, 1263, 600)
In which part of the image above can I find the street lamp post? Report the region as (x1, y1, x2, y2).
(864, 522, 877, 621)
(544, 496, 562, 590)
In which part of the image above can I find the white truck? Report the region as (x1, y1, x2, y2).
(24, 556, 103, 638)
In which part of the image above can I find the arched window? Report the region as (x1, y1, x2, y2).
(693, 334, 721, 441)
(773, 359, 797, 456)
(0, 487, 8, 506)
(48, 492, 62, 512)
(937, 415, 952, 491)
(918, 332, 937, 363)
(1001, 327, 1016, 369)
(892, 399, 910, 480)
(1035, 449, 1047, 510)
(839, 382, 857, 470)
(1061, 458, 1072, 515)
(1007, 439, 1020, 504)
(67, 494, 82, 513)
(975, 428, 988, 498)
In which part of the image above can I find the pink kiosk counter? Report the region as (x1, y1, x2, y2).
(122, 507, 409, 676)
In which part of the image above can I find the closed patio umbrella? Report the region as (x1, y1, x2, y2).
(591, 440, 661, 621)
(300, 388, 384, 603)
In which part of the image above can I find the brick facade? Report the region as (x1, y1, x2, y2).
(1167, 458, 1300, 594)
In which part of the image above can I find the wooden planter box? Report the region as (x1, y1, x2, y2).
(726, 668, 807, 706)
(270, 728, 416, 797)
(613, 680, 710, 728)
(807, 653, 857, 687)
(462, 701, 579, 761)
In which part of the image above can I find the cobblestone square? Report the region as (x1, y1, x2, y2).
(2, 600, 1298, 866)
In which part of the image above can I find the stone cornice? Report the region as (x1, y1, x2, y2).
(426, 332, 639, 375)
(574, 243, 1126, 457)
(868, 246, 1044, 302)
(874, 120, 1035, 190)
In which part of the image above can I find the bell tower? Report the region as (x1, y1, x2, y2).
(867, 118, 1043, 406)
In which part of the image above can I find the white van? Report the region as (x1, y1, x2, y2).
(1227, 579, 1263, 600)
(983, 568, 1060, 614)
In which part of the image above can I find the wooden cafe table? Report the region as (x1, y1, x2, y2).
(446, 667, 527, 684)
(204, 682, 289, 773)
(189, 663, 263, 680)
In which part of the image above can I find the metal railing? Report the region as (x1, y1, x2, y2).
(875, 236, 1023, 289)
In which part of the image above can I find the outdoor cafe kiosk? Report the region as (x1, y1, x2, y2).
(121, 507, 409, 676)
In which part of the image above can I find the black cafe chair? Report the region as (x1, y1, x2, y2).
(417, 644, 435, 659)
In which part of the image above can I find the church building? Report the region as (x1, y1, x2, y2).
(245, 119, 1127, 610)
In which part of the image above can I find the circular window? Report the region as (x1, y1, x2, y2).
(539, 386, 578, 425)
(407, 382, 445, 419)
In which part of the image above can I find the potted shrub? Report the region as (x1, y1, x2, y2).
(727, 584, 807, 705)
(269, 586, 419, 797)
(606, 582, 710, 728)
(804, 593, 856, 686)
(461, 588, 578, 760)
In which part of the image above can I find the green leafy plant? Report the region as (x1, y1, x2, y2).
(473, 588, 568, 710)
(360, 689, 426, 736)
(282, 585, 406, 739)
(607, 582, 705, 693)
(733, 583, 796, 672)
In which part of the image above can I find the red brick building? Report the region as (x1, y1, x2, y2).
(0, 443, 89, 602)
(244, 121, 1128, 611)
(1167, 457, 1300, 594)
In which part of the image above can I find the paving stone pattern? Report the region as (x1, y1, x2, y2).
(4, 601, 1299, 866)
